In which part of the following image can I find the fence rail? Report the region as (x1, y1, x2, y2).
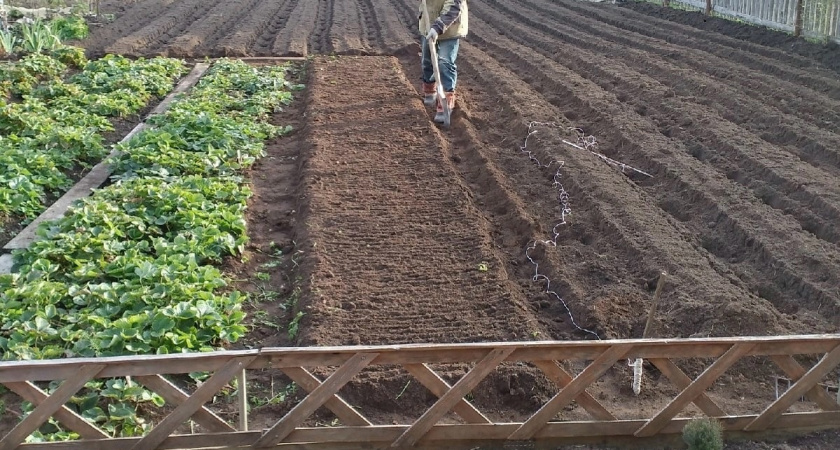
(1, 335, 839, 449)
(659, 0, 840, 43)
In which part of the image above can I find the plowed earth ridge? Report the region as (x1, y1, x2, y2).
(299, 56, 539, 346)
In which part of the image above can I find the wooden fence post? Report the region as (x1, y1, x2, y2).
(794, 0, 804, 36)
(705, 0, 712, 16)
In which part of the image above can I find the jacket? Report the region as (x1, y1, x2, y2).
(418, 0, 468, 40)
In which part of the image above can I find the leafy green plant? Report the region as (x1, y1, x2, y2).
(50, 15, 89, 41)
(0, 30, 19, 56)
(0, 50, 185, 221)
(1, 58, 303, 441)
(19, 20, 61, 54)
(682, 417, 724, 450)
(288, 311, 304, 340)
(50, 46, 87, 68)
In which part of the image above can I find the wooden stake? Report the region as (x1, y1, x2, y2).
(705, 0, 712, 16)
(237, 369, 248, 431)
(642, 272, 667, 339)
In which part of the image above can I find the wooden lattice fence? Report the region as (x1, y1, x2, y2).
(1, 335, 839, 449)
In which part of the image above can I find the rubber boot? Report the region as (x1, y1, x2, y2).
(422, 82, 437, 107)
(434, 91, 456, 123)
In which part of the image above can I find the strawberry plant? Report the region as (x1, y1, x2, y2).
(0, 51, 186, 223)
(50, 46, 87, 69)
(0, 58, 303, 441)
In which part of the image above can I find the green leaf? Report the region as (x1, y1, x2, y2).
(151, 315, 175, 334)
(81, 406, 107, 423)
(34, 316, 51, 332)
(134, 261, 156, 280)
(107, 402, 135, 421)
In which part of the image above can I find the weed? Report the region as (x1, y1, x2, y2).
(250, 383, 297, 409)
(682, 417, 724, 450)
(288, 311, 304, 340)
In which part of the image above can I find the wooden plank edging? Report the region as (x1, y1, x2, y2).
(11, 412, 840, 450)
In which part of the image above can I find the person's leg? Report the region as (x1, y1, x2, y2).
(434, 38, 460, 122)
(436, 38, 460, 93)
(420, 36, 437, 106)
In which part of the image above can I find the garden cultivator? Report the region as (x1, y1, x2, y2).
(422, 0, 451, 128)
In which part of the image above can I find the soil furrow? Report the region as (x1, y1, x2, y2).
(403, 63, 660, 340)
(476, 2, 840, 232)
(308, 0, 335, 54)
(394, 0, 810, 339)
(104, 0, 204, 55)
(299, 56, 539, 345)
(367, 0, 417, 54)
(620, 1, 840, 75)
(391, 0, 421, 35)
(217, 0, 292, 56)
(353, 0, 379, 52)
(475, 0, 840, 245)
(454, 40, 808, 339)
(554, 0, 840, 92)
(84, 0, 177, 57)
(163, 0, 262, 58)
(466, 15, 840, 327)
(329, 0, 365, 54)
(498, 0, 840, 136)
(259, 0, 312, 56)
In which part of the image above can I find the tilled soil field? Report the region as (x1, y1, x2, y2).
(79, 0, 840, 446)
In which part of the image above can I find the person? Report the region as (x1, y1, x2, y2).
(419, 0, 468, 124)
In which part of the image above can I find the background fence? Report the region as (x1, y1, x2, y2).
(656, 0, 840, 44)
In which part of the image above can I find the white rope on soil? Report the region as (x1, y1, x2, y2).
(519, 122, 654, 341)
(520, 121, 599, 340)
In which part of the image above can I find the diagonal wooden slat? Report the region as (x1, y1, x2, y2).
(253, 353, 378, 448)
(4, 381, 108, 440)
(648, 358, 726, 417)
(508, 345, 630, 440)
(532, 360, 615, 421)
(404, 363, 491, 424)
(282, 367, 372, 426)
(135, 375, 236, 433)
(391, 348, 514, 448)
(745, 345, 840, 431)
(769, 354, 840, 412)
(0, 364, 105, 450)
(635, 343, 755, 437)
(130, 356, 256, 450)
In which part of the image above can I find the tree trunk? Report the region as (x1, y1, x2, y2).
(793, 0, 804, 36)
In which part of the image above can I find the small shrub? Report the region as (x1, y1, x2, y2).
(682, 417, 724, 450)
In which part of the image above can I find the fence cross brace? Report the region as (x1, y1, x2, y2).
(0, 364, 105, 450)
(254, 352, 378, 447)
